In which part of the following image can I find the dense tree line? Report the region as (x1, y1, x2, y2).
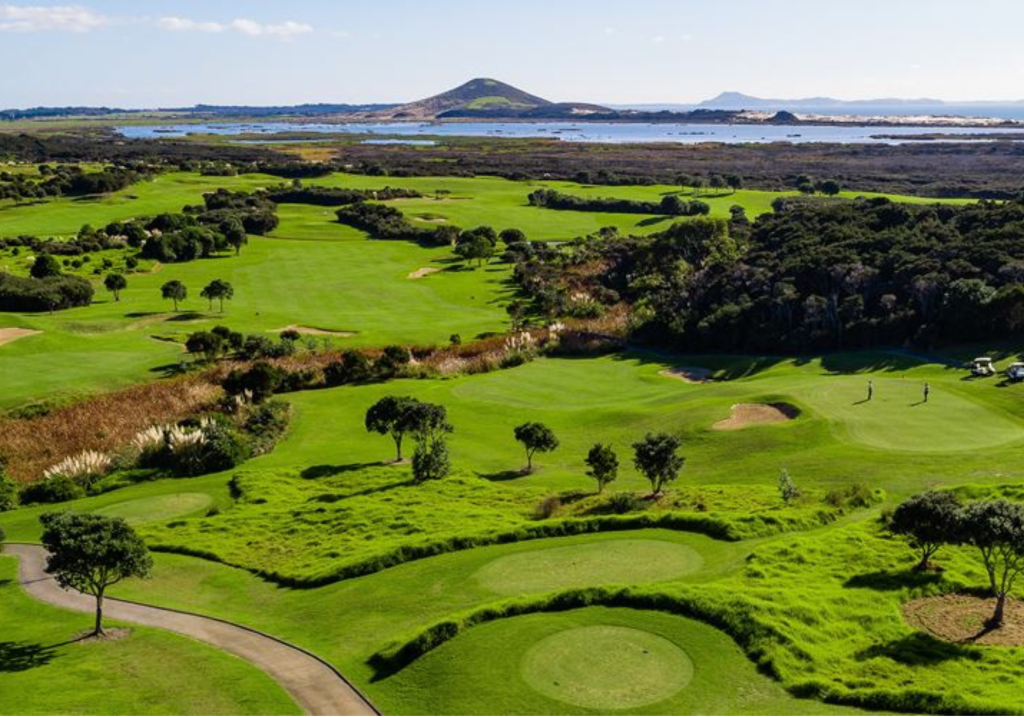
(265, 184, 422, 206)
(527, 188, 710, 216)
(510, 197, 1024, 351)
(0, 272, 93, 312)
(0, 163, 153, 201)
(138, 189, 277, 263)
(335, 202, 457, 245)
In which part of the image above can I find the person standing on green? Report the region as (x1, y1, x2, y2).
(867, 379, 874, 401)
(923, 381, 930, 403)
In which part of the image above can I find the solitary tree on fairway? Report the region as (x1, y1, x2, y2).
(889, 491, 963, 570)
(407, 401, 453, 444)
(40, 512, 152, 636)
(632, 432, 685, 496)
(365, 395, 420, 461)
(514, 422, 559, 473)
(585, 443, 618, 493)
(201, 279, 234, 312)
(103, 272, 127, 302)
(959, 499, 1024, 627)
(160, 280, 187, 311)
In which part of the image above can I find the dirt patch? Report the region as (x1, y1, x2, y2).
(713, 402, 799, 430)
(903, 594, 1024, 646)
(407, 267, 441, 279)
(76, 628, 132, 643)
(269, 324, 356, 337)
(659, 366, 712, 384)
(0, 328, 41, 347)
(150, 262, 163, 273)
(411, 215, 448, 224)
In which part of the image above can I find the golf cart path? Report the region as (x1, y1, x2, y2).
(7, 543, 379, 717)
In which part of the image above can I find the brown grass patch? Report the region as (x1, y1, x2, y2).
(659, 366, 712, 384)
(903, 594, 1024, 646)
(268, 324, 356, 337)
(712, 402, 799, 430)
(407, 267, 440, 279)
(0, 375, 223, 482)
(0, 328, 41, 347)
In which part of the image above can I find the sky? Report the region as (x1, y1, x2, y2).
(1, 0, 1023, 107)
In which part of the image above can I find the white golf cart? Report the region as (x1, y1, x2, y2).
(970, 357, 996, 377)
(1008, 362, 1024, 382)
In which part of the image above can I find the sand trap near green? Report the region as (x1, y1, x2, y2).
(797, 377, 1022, 451)
(92, 492, 213, 525)
(473, 539, 703, 594)
(521, 625, 693, 709)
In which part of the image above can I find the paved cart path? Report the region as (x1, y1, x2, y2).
(6, 543, 379, 717)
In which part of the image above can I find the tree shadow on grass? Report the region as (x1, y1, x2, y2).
(310, 479, 418, 503)
(854, 633, 979, 666)
(165, 311, 207, 322)
(844, 569, 944, 591)
(300, 462, 383, 480)
(476, 469, 528, 482)
(0, 641, 59, 673)
(148, 361, 189, 377)
(124, 311, 162, 318)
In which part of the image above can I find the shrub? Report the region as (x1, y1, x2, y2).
(0, 469, 18, 511)
(606, 492, 647, 514)
(412, 438, 450, 482)
(824, 482, 876, 509)
(20, 474, 85, 505)
(533, 495, 562, 519)
(42, 450, 112, 487)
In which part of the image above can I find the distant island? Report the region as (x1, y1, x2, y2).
(4, 78, 1023, 128)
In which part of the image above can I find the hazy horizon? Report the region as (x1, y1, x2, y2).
(2, 0, 1023, 107)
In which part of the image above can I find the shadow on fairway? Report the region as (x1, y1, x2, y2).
(477, 469, 527, 482)
(301, 462, 383, 479)
(165, 311, 207, 322)
(0, 640, 58, 673)
(844, 569, 943, 591)
(148, 362, 189, 377)
(854, 633, 978, 666)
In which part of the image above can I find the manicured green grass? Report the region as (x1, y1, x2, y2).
(0, 557, 298, 716)
(472, 539, 703, 595)
(375, 607, 873, 715)
(92, 492, 213, 525)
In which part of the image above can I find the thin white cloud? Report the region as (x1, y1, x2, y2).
(652, 34, 666, 43)
(159, 15, 313, 39)
(0, 4, 106, 32)
(159, 16, 224, 33)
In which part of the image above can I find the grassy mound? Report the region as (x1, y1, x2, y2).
(472, 539, 703, 595)
(92, 492, 213, 525)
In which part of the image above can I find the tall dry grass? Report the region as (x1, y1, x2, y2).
(0, 376, 223, 482)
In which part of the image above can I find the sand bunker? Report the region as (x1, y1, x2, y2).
(659, 366, 712, 384)
(407, 267, 441, 279)
(0, 328, 41, 347)
(269, 324, 356, 337)
(713, 402, 799, 430)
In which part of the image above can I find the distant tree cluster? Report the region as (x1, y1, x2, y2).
(0, 272, 93, 312)
(527, 188, 710, 217)
(335, 202, 457, 245)
(0, 163, 154, 201)
(265, 184, 422, 206)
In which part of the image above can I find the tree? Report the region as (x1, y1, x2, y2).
(201, 279, 234, 312)
(185, 330, 225, 363)
(778, 468, 801, 504)
(889, 491, 963, 570)
(513, 422, 559, 473)
(220, 218, 247, 255)
(406, 401, 453, 444)
(725, 174, 743, 193)
(365, 396, 420, 461)
(585, 443, 618, 493)
(30, 254, 62, 279)
(959, 499, 1024, 627)
(103, 272, 127, 301)
(819, 179, 841, 196)
(455, 233, 494, 267)
(160, 280, 187, 311)
(499, 228, 526, 245)
(632, 432, 685, 496)
(39, 512, 152, 636)
(412, 437, 451, 482)
(506, 300, 527, 331)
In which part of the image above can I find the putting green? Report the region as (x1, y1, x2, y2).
(521, 625, 693, 709)
(92, 492, 213, 525)
(473, 539, 703, 594)
(797, 376, 1023, 451)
